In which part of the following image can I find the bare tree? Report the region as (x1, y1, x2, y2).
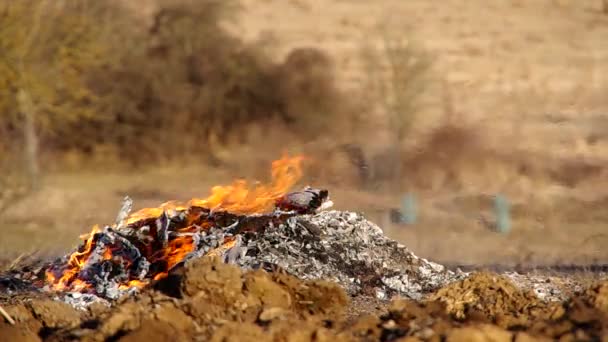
(4, 0, 47, 191)
(362, 26, 433, 191)
(0, 0, 110, 191)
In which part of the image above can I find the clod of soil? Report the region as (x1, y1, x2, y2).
(116, 319, 191, 342)
(444, 324, 513, 342)
(581, 282, 608, 313)
(27, 300, 82, 330)
(0, 322, 41, 342)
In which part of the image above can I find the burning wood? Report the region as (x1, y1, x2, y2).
(43, 155, 334, 299)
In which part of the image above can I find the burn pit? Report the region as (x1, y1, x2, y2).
(4, 155, 465, 308)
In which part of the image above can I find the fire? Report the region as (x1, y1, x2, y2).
(124, 155, 304, 224)
(46, 225, 102, 291)
(190, 155, 304, 214)
(45, 154, 306, 293)
(126, 201, 188, 225)
(119, 280, 148, 290)
(164, 235, 196, 270)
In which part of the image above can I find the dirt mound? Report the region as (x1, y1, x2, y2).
(580, 281, 608, 313)
(429, 272, 548, 327)
(3, 257, 348, 341)
(528, 280, 608, 341)
(354, 277, 608, 341)
(2, 262, 608, 341)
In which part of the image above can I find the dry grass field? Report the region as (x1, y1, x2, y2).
(3, 4, 608, 341)
(2, 0, 608, 267)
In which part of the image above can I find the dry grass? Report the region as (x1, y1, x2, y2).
(226, 0, 608, 213)
(1, 161, 607, 267)
(234, 0, 608, 154)
(234, 0, 608, 266)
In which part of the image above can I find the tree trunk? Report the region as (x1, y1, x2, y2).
(17, 89, 41, 191)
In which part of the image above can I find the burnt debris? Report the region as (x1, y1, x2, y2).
(275, 187, 332, 214)
(5, 187, 465, 308)
(42, 188, 336, 299)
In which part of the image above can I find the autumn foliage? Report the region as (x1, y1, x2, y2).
(0, 0, 342, 168)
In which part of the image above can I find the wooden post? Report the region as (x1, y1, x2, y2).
(400, 193, 417, 224)
(494, 194, 511, 234)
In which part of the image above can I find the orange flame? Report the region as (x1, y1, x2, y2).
(119, 279, 149, 290)
(126, 201, 188, 225)
(125, 154, 304, 223)
(190, 155, 304, 214)
(46, 224, 101, 291)
(46, 154, 305, 292)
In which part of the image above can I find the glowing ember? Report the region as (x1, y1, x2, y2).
(44, 154, 328, 297)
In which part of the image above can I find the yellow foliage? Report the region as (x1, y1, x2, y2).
(0, 0, 112, 133)
(0, 0, 344, 165)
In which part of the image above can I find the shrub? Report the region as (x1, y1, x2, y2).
(0, 0, 344, 168)
(0, 0, 121, 188)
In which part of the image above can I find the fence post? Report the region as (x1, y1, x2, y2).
(494, 194, 511, 234)
(400, 192, 417, 224)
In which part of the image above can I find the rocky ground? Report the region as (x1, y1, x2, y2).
(1, 211, 607, 341)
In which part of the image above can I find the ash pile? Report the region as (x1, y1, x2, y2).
(238, 210, 465, 300)
(33, 187, 464, 307)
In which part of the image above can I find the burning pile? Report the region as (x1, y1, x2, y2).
(44, 156, 325, 297)
(37, 155, 463, 305)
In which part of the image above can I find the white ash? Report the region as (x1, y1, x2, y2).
(46, 210, 594, 309)
(49, 210, 465, 308)
(503, 272, 585, 302)
(56, 292, 110, 311)
(236, 210, 466, 300)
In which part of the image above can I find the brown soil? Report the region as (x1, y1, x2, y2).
(429, 273, 547, 325)
(1, 259, 607, 341)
